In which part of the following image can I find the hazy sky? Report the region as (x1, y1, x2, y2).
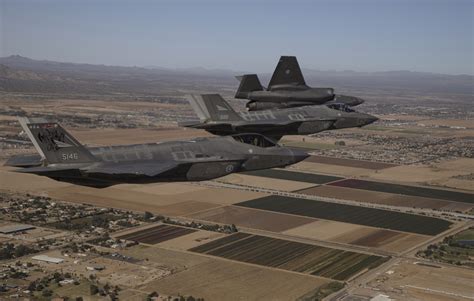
(1, 0, 473, 74)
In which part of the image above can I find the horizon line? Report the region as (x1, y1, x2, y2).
(1, 54, 473, 77)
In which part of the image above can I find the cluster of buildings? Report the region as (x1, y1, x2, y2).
(311, 131, 473, 164)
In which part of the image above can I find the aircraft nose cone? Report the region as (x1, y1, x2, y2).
(366, 114, 379, 125)
(290, 148, 310, 163)
(355, 97, 365, 106)
(358, 114, 378, 127)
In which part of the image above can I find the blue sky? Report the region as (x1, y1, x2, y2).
(1, 0, 472, 74)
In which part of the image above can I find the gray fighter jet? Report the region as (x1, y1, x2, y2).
(5, 117, 308, 188)
(235, 56, 365, 111)
(180, 94, 378, 140)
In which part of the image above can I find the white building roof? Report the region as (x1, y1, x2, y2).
(371, 294, 393, 301)
(0, 224, 35, 234)
(32, 255, 64, 264)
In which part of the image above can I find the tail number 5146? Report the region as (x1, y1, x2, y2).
(62, 153, 78, 160)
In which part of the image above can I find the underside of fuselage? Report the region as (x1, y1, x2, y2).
(24, 160, 247, 188)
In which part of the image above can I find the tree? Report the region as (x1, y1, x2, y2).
(144, 211, 154, 220)
(27, 281, 37, 291)
(90, 284, 99, 295)
(42, 288, 53, 297)
(147, 291, 159, 301)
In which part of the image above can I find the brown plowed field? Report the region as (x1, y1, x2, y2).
(141, 252, 330, 301)
(297, 185, 473, 212)
(349, 229, 402, 247)
(376, 234, 431, 253)
(284, 220, 429, 253)
(219, 173, 316, 192)
(188, 206, 315, 232)
(117, 224, 196, 244)
(305, 156, 398, 170)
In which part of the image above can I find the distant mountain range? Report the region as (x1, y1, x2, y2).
(0, 55, 472, 96)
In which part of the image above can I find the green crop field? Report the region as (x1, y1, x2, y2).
(190, 233, 388, 281)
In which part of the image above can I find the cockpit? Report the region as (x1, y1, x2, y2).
(232, 133, 279, 148)
(327, 103, 355, 113)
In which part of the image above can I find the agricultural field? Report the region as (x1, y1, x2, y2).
(242, 169, 342, 184)
(190, 233, 388, 281)
(188, 205, 315, 232)
(297, 185, 474, 212)
(236, 196, 452, 235)
(123, 244, 331, 301)
(189, 206, 431, 254)
(283, 221, 429, 253)
(305, 155, 398, 170)
(219, 173, 316, 192)
(329, 179, 474, 204)
(116, 224, 196, 244)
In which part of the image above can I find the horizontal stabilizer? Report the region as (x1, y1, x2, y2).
(15, 165, 81, 174)
(4, 154, 42, 168)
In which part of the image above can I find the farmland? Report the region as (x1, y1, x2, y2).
(137, 246, 330, 301)
(190, 233, 388, 281)
(297, 185, 474, 212)
(242, 169, 342, 184)
(188, 205, 315, 232)
(329, 179, 474, 204)
(116, 224, 196, 244)
(305, 155, 398, 170)
(236, 196, 452, 235)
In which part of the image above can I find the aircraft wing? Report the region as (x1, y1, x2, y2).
(82, 161, 178, 177)
(15, 164, 88, 174)
(234, 117, 336, 129)
(178, 120, 235, 132)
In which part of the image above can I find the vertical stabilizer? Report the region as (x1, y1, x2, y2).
(186, 94, 242, 122)
(268, 56, 306, 88)
(18, 117, 97, 164)
(235, 74, 264, 98)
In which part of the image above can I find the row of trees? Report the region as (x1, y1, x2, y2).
(0, 243, 38, 260)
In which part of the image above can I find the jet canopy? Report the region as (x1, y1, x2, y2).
(231, 133, 279, 148)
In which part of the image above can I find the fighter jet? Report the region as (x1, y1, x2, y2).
(180, 94, 378, 140)
(235, 56, 365, 111)
(5, 117, 308, 188)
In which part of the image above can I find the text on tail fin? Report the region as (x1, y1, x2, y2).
(18, 117, 97, 164)
(200, 94, 242, 121)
